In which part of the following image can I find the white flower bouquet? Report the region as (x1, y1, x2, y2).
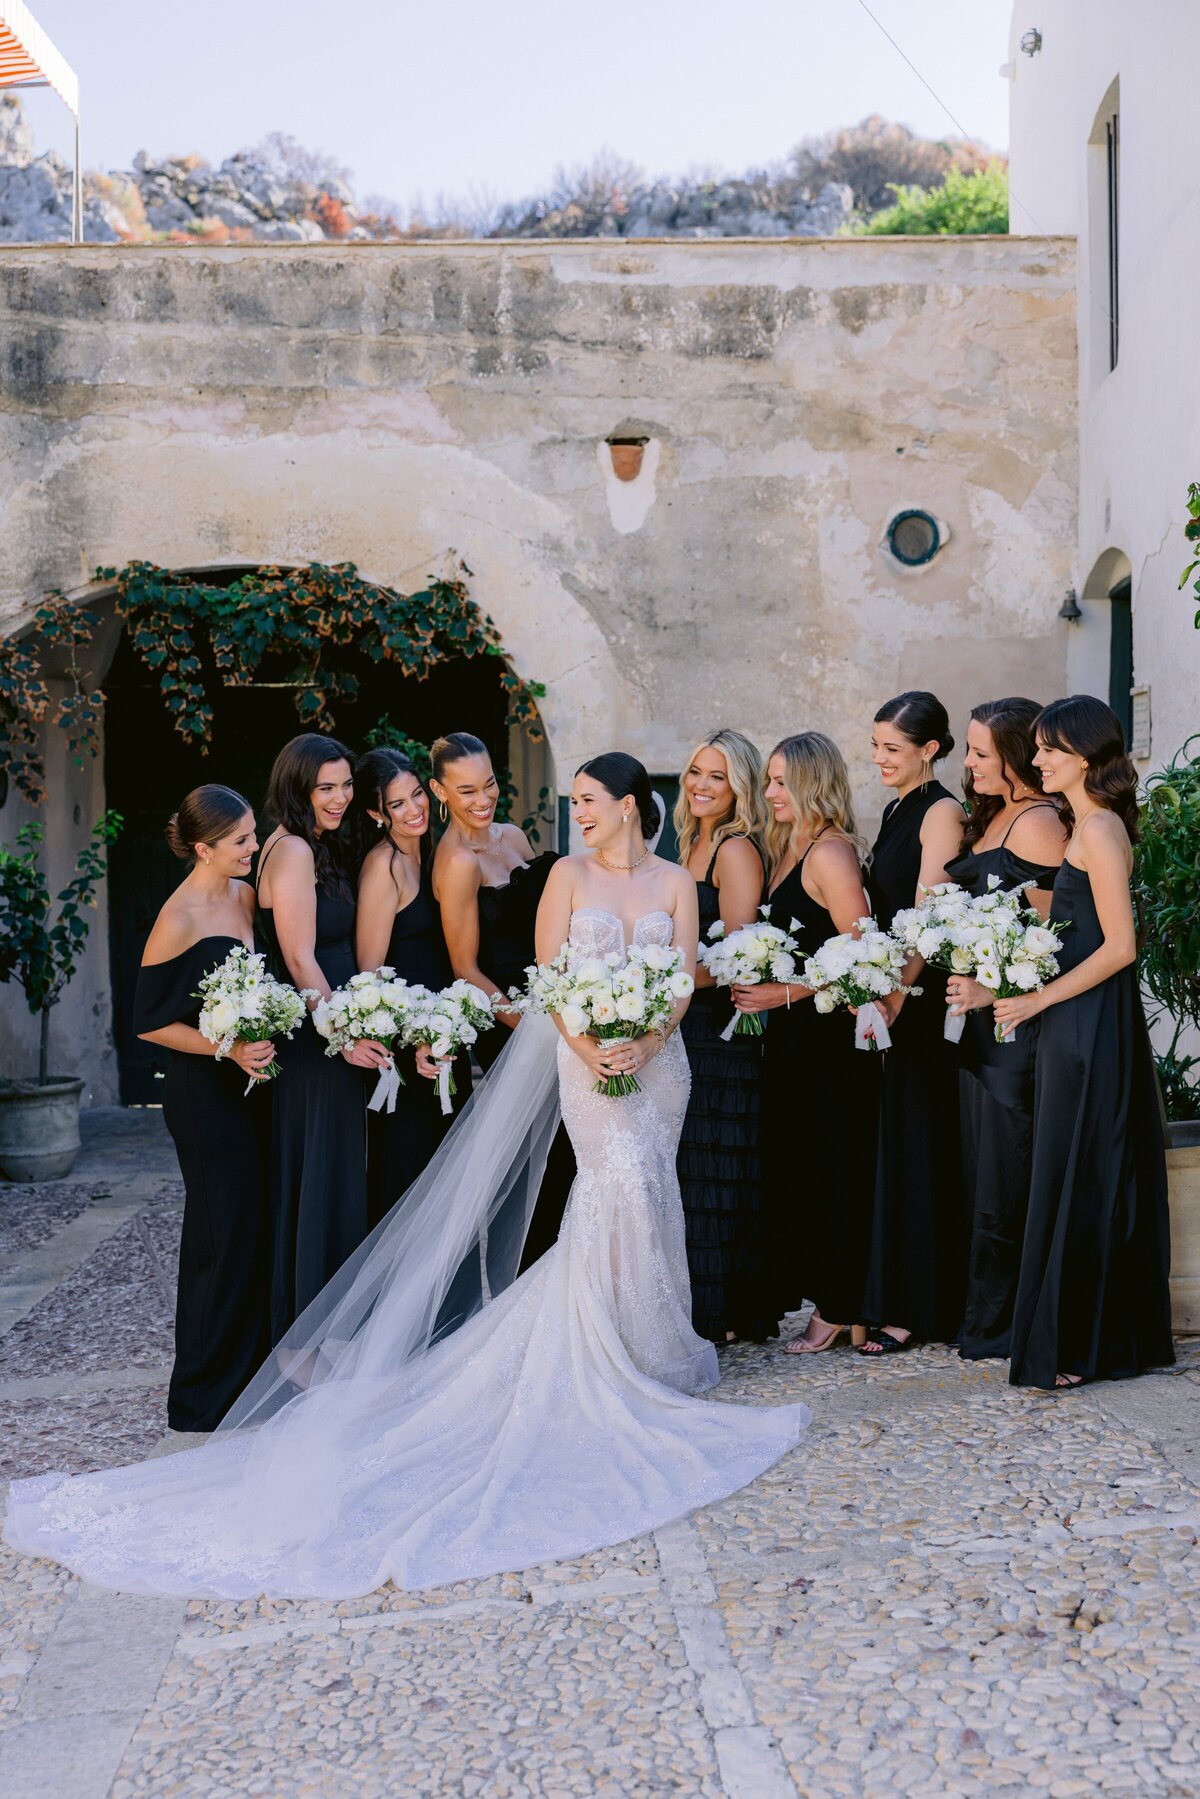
(956, 880, 1066, 1044)
(801, 920, 919, 1051)
(699, 907, 803, 1040)
(195, 944, 311, 1095)
(312, 967, 419, 1113)
(401, 979, 497, 1114)
(889, 881, 976, 1043)
(514, 941, 694, 1097)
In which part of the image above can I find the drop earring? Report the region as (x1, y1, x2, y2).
(438, 800, 448, 825)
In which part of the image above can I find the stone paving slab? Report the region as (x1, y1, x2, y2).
(1, 1109, 1200, 1797)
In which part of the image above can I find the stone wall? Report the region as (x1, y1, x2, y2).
(0, 236, 1078, 1099)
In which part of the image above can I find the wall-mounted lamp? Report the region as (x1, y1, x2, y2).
(1057, 587, 1082, 622)
(1020, 28, 1043, 55)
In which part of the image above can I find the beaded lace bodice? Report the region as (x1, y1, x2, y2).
(567, 908, 675, 961)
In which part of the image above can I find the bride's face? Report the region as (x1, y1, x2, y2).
(571, 774, 631, 851)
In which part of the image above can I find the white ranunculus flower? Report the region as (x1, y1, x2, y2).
(559, 1003, 588, 1037)
(574, 957, 607, 986)
(353, 983, 382, 1014)
(813, 988, 838, 1014)
(616, 991, 644, 1022)
(1022, 926, 1059, 957)
(669, 971, 694, 998)
(592, 996, 618, 1025)
(639, 943, 673, 971)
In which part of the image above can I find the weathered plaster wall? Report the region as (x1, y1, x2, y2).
(0, 237, 1077, 1099)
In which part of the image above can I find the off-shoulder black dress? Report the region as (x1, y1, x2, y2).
(862, 783, 965, 1342)
(678, 842, 772, 1342)
(944, 813, 1061, 1359)
(133, 936, 271, 1431)
(366, 865, 471, 1229)
(256, 849, 369, 1340)
(761, 851, 881, 1328)
(1009, 862, 1173, 1389)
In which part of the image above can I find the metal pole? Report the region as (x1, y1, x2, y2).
(72, 111, 82, 243)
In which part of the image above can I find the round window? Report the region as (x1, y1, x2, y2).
(887, 509, 942, 567)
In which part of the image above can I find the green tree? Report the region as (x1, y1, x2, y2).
(852, 163, 1009, 237)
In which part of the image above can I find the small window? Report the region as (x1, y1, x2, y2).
(887, 509, 942, 567)
(1105, 112, 1120, 369)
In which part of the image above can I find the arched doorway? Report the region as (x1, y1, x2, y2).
(1082, 548, 1133, 743)
(90, 568, 550, 1102)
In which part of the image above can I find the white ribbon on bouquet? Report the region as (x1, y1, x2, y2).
(367, 1060, 403, 1115)
(943, 1007, 967, 1044)
(436, 1059, 454, 1116)
(854, 1001, 893, 1052)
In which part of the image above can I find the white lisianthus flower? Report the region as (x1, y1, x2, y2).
(559, 1003, 588, 1037)
(708, 920, 726, 940)
(976, 963, 1001, 990)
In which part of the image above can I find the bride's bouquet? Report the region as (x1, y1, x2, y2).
(313, 968, 421, 1113)
(195, 944, 311, 1095)
(514, 943, 693, 1097)
(801, 920, 918, 1051)
(699, 908, 803, 1039)
(401, 979, 497, 1115)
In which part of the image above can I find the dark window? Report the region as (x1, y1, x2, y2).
(1108, 576, 1133, 744)
(887, 509, 941, 567)
(1106, 114, 1120, 370)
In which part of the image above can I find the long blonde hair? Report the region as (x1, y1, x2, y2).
(765, 733, 864, 876)
(674, 729, 768, 868)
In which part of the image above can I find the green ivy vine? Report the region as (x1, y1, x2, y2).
(0, 560, 545, 804)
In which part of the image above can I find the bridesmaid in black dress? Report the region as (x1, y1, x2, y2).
(133, 786, 273, 1430)
(430, 731, 569, 1265)
(943, 698, 1068, 1361)
(860, 692, 966, 1355)
(255, 734, 391, 1339)
(354, 747, 470, 1228)
(996, 696, 1173, 1390)
(733, 733, 880, 1352)
(675, 729, 772, 1343)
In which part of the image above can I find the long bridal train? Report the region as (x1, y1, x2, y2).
(5, 911, 810, 1600)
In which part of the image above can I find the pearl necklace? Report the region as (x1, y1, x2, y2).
(597, 845, 650, 872)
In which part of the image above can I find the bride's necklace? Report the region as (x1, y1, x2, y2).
(597, 845, 649, 872)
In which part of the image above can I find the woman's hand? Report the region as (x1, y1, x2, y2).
(340, 1038, 393, 1070)
(569, 1032, 660, 1079)
(230, 1039, 275, 1080)
(731, 981, 805, 1014)
(415, 1045, 443, 1083)
(945, 976, 994, 1015)
(992, 991, 1046, 1037)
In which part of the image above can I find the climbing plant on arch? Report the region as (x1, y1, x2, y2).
(0, 559, 545, 805)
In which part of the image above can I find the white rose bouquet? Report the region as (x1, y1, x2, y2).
(195, 944, 311, 1095)
(800, 920, 920, 1052)
(312, 967, 419, 1113)
(957, 881, 1067, 1044)
(698, 907, 803, 1040)
(401, 979, 497, 1114)
(513, 941, 693, 1097)
(889, 881, 977, 1043)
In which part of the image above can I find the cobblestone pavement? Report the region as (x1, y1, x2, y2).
(2, 1110, 1200, 1798)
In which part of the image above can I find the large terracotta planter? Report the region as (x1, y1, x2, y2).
(1168, 1138, 1200, 1333)
(0, 1077, 85, 1181)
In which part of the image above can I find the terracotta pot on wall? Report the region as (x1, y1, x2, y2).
(608, 441, 646, 483)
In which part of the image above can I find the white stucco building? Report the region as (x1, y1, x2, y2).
(1006, 0, 1200, 771)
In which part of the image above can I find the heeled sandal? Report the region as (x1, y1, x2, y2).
(784, 1321, 847, 1355)
(857, 1327, 916, 1357)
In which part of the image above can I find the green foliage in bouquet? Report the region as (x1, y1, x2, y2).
(1137, 737, 1200, 1120)
(0, 812, 123, 1084)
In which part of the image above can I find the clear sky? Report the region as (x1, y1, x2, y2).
(18, 0, 1014, 214)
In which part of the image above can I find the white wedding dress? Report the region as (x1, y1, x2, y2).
(5, 910, 810, 1598)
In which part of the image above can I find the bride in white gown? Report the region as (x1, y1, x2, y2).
(4, 754, 810, 1599)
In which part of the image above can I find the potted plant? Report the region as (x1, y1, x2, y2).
(0, 811, 122, 1180)
(1137, 739, 1200, 1327)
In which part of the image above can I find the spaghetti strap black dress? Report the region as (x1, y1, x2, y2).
(474, 852, 574, 1268)
(132, 937, 271, 1431)
(862, 782, 965, 1342)
(944, 810, 1061, 1360)
(1009, 861, 1173, 1389)
(365, 865, 473, 1229)
(678, 842, 772, 1343)
(256, 847, 369, 1340)
(760, 852, 881, 1327)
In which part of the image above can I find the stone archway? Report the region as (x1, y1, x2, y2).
(1082, 548, 1134, 740)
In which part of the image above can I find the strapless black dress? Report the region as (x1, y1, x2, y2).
(944, 826, 1061, 1359)
(133, 936, 271, 1430)
(1009, 862, 1173, 1389)
(677, 842, 771, 1342)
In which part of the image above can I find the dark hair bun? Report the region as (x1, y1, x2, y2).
(875, 691, 954, 762)
(166, 785, 251, 863)
(575, 751, 658, 840)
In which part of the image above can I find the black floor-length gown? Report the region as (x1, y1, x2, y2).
(678, 843, 772, 1342)
(760, 853, 881, 1328)
(257, 850, 369, 1340)
(862, 783, 965, 1342)
(133, 937, 272, 1431)
(474, 852, 574, 1268)
(365, 865, 471, 1230)
(945, 815, 1061, 1360)
(1009, 862, 1173, 1389)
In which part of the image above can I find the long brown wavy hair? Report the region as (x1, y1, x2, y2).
(1035, 695, 1140, 841)
(264, 732, 356, 900)
(962, 697, 1057, 846)
(351, 747, 432, 879)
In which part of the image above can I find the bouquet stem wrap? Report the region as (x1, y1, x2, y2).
(943, 1008, 967, 1044)
(855, 1001, 892, 1052)
(367, 1061, 403, 1115)
(437, 1059, 455, 1116)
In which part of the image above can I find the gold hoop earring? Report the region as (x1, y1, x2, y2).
(439, 800, 448, 825)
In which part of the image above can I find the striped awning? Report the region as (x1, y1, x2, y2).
(0, 1, 78, 116)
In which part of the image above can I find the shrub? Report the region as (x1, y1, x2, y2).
(852, 163, 1009, 237)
